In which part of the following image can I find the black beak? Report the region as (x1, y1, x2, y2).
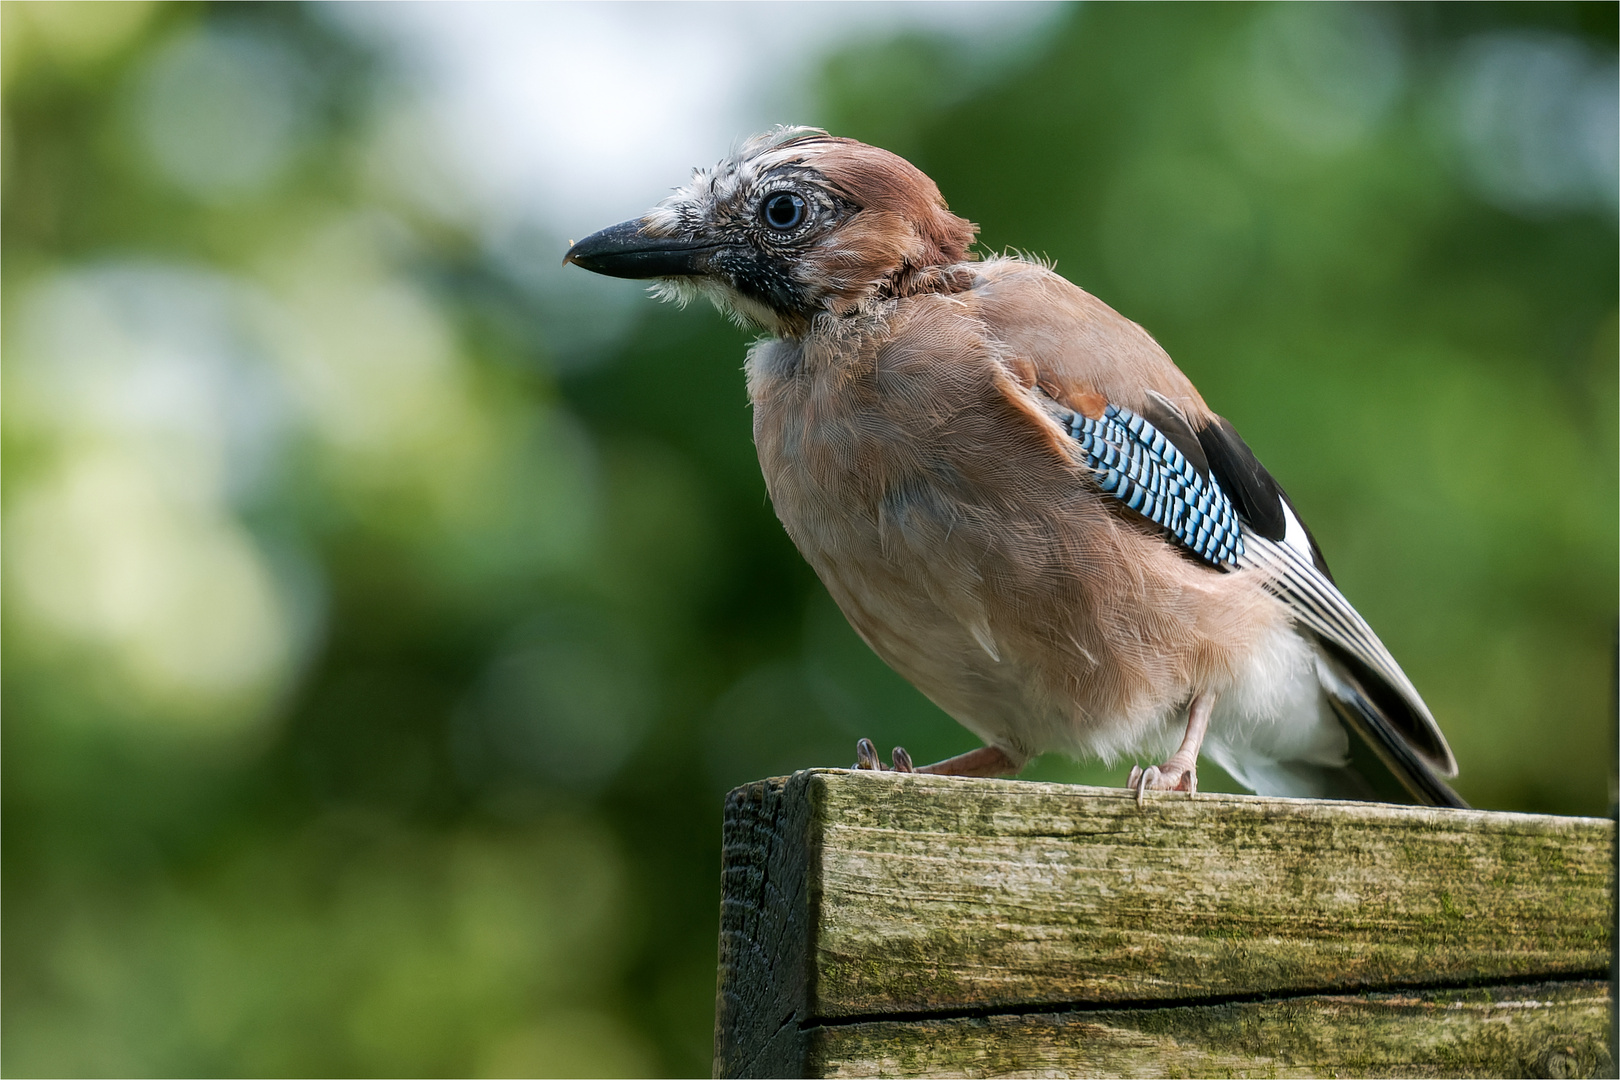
(562, 219, 716, 279)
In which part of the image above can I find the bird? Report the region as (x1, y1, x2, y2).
(563, 127, 1464, 808)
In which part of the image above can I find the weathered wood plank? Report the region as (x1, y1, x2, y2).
(810, 980, 1614, 1079)
(820, 770, 1608, 1013)
(714, 770, 1614, 1077)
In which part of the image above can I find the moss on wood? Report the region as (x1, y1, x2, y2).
(809, 771, 1612, 1015)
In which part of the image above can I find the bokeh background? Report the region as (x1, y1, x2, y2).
(3, 2, 1616, 1075)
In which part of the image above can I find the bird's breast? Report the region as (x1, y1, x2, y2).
(745, 303, 1036, 563)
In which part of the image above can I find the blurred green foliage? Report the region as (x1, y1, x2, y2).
(2, 2, 1615, 1076)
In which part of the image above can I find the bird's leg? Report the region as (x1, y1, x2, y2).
(891, 744, 1020, 776)
(1128, 693, 1214, 806)
(852, 740, 1020, 777)
(914, 745, 1020, 776)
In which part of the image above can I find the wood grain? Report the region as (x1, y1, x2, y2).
(814, 770, 1610, 1013)
(811, 981, 1613, 1079)
(715, 772, 820, 1079)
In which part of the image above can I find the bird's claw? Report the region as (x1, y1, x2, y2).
(1128, 763, 1197, 807)
(853, 739, 916, 772)
(855, 738, 882, 770)
(1127, 765, 1153, 807)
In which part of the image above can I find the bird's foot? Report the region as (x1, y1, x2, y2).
(853, 738, 914, 772)
(1127, 761, 1198, 807)
(853, 740, 1017, 777)
(1127, 694, 1212, 807)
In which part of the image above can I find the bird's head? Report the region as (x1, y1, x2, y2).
(563, 127, 979, 337)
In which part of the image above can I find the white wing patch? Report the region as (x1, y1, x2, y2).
(1279, 500, 1315, 564)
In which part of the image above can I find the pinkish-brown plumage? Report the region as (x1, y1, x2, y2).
(564, 128, 1462, 806)
(748, 269, 1279, 768)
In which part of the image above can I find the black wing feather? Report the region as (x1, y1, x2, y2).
(1195, 416, 1287, 540)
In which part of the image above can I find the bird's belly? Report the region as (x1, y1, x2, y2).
(754, 424, 1175, 763)
(813, 545, 1062, 757)
(750, 431, 1064, 756)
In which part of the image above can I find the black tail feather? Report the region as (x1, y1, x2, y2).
(1322, 674, 1469, 809)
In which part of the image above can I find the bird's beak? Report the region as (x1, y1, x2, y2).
(562, 218, 717, 279)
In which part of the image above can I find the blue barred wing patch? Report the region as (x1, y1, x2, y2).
(1063, 404, 1245, 567)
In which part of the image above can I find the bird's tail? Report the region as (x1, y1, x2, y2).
(1204, 646, 1470, 808)
(1321, 673, 1470, 809)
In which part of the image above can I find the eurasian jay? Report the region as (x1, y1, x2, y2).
(565, 127, 1464, 808)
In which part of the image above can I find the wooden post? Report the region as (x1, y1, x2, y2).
(714, 770, 1614, 1079)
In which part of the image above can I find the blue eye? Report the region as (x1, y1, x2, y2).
(762, 192, 806, 230)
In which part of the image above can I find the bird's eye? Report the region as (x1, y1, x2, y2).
(762, 192, 806, 231)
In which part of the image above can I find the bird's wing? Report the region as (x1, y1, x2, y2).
(1057, 397, 1246, 567)
(1049, 393, 1464, 807)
